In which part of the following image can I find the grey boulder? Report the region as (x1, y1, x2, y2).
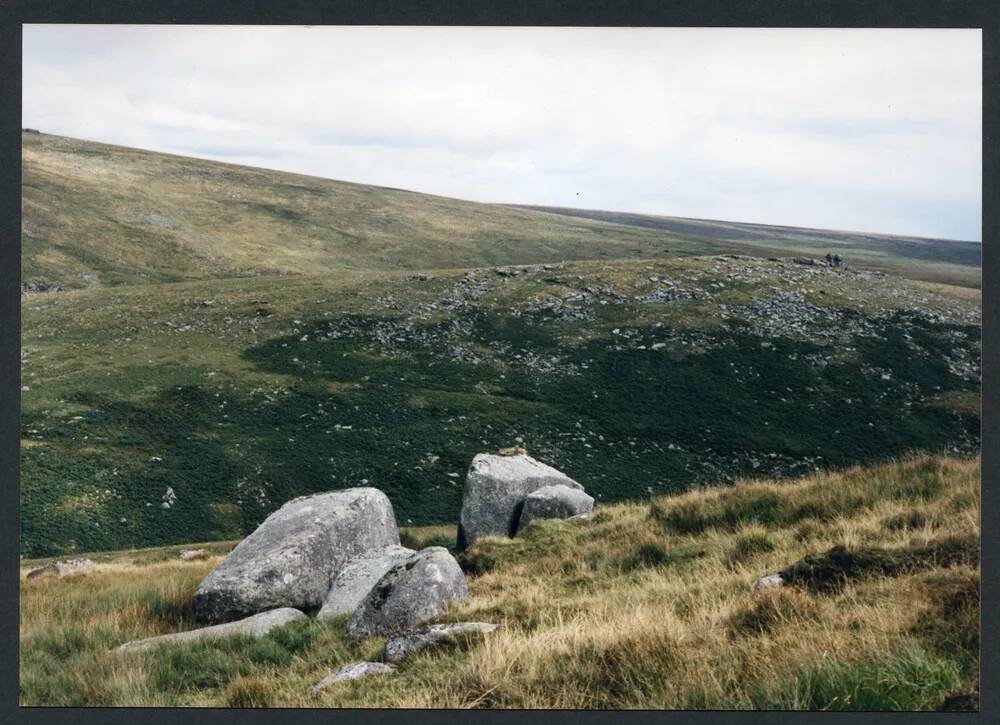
(116, 608, 305, 652)
(316, 545, 415, 621)
(517, 484, 595, 532)
(384, 622, 498, 663)
(312, 662, 395, 691)
(26, 558, 95, 579)
(193, 488, 399, 622)
(345, 547, 467, 642)
(458, 453, 583, 548)
(752, 573, 785, 593)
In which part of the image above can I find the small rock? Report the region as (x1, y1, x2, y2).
(116, 608, 305, 652)
(312, 662, 395, 691)
(25, 558, 95, 579)
(752, 573, 784, 592)
(384, 622, 498, 663)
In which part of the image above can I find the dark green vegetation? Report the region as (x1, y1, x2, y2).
(21, 253, 980, 556)
(515, 205, 982, 288)
(20, 133, 981, 557)
(777, 536, 978, 592)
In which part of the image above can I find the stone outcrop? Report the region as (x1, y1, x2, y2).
(345, 547, 467, 642)
(116, 608, 305, 652)
(458, 453, 583, 548)
(316, 545, 415, 621)
(193, 488, 399, 622)
(383, 622, 497, 663)
(25, 558, 95, 579)
(517, 484, 594, 531)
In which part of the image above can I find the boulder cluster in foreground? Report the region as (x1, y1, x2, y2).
(111, 450, 594, 688)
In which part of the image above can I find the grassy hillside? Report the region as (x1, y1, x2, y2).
(514, 205, 982, 289)
(21, 256, 980, 556)
(19, 454, 979, 709)
(23, 132, 981, 290)
(22, 132, 736, 289)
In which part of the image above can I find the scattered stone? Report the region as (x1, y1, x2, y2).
(178, 549, 206, 561)
(21, 281, 66, 294)
(517, 484, 595, 532)
(312, 662, 395, 691)
(116, 608, 305, 652)
(384, 622, 498, 663)
(25, 558, 95, 579)
(458, 453, 584, 548)
(345, 547, 468, 642)
(752, 573, 785, 593)
(316, 545, 415, 621)
(193, 488, 400, 622)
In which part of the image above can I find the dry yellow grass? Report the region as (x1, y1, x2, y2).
(19, 454, 979, 709)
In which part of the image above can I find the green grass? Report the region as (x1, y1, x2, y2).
(19, 455, 979, 709)
(22, 132, 736, 290)
(21, 256, 980, 556)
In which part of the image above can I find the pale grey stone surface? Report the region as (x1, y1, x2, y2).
(116, 608, 305, 652)
(458, 453, 582, 548)
(383, 622, 498, 663)
(752, 573, 785, 592)
(193, 488, 399, 622)
(316, 545, 415, 621)
(345, 547, 468, 642)
(25, 558, 95, 579)
(516, 484, 594, 532)
(312, 662, 395, 691)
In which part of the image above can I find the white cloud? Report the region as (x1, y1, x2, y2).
(23, 25, 981, 240)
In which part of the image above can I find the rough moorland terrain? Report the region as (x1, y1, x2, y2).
(21, 255, 980, 556)
(18, 454, 979, 709)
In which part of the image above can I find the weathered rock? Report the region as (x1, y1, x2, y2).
(116, 608, 305, 652)
(178, 549, 206, 561)
(316, 545, 415, 621)
(516, 484, 595, 532)
(345, 547, 467, 642)
(458, 453, 583, 548)
(193, 488, 399, 622)
(25, 558, 95, 579)
(752, 573, 785, 593)
(312, 662, 395, 691)
(384, 622, 498, 663)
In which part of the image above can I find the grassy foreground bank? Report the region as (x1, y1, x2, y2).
(20, 454, 979, 709)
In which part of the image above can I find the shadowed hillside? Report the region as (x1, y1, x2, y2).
(511, 205, 982, 288)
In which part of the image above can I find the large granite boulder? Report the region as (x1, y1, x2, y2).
(517, 485, 594, 532)
(383, 622, 497, 663)
(345, 547, 467, 642)
(458, 453, 583, 548)
(316, 545, 415, 621)
(193, 488, 399, 622)
(116, 608, 305, 652)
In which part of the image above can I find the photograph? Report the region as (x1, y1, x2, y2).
(17, 24, 982, 710)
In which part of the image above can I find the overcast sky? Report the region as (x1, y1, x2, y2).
(23, 26, 981, 241)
